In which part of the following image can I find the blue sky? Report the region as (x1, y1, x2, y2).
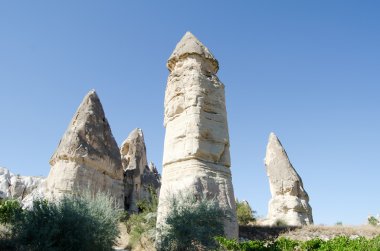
(0, 1, 379, 225)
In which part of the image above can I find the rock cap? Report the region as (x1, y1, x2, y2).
(167, 31, 219, 72)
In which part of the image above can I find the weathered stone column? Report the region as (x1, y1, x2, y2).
(120, 128, 160, 212)
(156, 32, 238, 240)
(264, 132, 313, 226)
(46, 90, 124, 207)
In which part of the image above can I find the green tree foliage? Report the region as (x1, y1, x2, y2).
(157, 193, 225, 251)
(0, 199, 23, 225)
(368, 216, 379, 226)
(1, 192, 120, 251)
(236, 199, 256, 225)
(124, 186, 158, 249)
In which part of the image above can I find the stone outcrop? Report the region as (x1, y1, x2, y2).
(21, 180, 47, 208)
(264, 132, 313, 226)
(45, 90, 124, 207)
(156, 32, 238, 240)
(0, 167, 44, 200)
(120, 128, 160, 212)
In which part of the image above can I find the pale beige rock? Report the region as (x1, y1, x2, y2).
(21, 180, 47, 209)
(46, 90, 124, 207)
(120, 128, 160, 212)
(0, 167, 44, 201)
(264, 132, 313, 226)
(156, 32, 238, 241)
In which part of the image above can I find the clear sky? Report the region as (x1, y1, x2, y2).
(0, 1, 379, 226)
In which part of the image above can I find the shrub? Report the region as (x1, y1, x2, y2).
(236, 199, 256, 225)
(275, 237, 299, 251)
(0, 199, 23, 225)
(125, 186, 158, 249)
(11, 192, 120, 251)
(119, 210, 130, 222)
(300, 238, 324, 250)
(126, 212, 157, 248)
(157, 193, 225, 251)
(368, 216, 379, 226)
(274, 219, 288, 226)
(215, 237, 267, 251)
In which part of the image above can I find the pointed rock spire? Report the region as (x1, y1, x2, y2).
(265, 132, 301, 182)
(46, 90, 124, 207)
(167, 31, 219, 73)
(49, 90, 122, 179)
(120, 128, 147, 172)
(264, 132, 313, 226)
(120, 128, 161, 212)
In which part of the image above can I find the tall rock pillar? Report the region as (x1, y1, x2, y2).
(156, 32, 238, 239)
(264, 132, 313, 226)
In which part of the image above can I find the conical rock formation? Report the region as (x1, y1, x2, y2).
(156, 32, 238, 242)
(46, 90, 124, 207)
(120, 128, 160, 212)
(264, 133, 313, 226)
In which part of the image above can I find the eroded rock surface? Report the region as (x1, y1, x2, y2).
(0, 167, 44, 201)
(156, 32, 238, 241)
(120, 128, 160, 212)
(45, 90, 124, 207)
(264, 132, 313, 226)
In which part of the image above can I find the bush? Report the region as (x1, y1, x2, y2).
(236, 199, 256, 225)
(126, 212, 157, 248)
(10, 192, 120, 251)
(157, 193, 225, 251)
(368, 216, 379, 226)
(0, 199, 23, 225)
(119, 210, 130, 222)
(215, 237, 267, 251)
(275, 237, 299, 251)
(125, 186, 158, 249)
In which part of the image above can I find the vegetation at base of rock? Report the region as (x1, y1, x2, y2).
(368, 216, 379, 226)
(216, 235, 380, 251)
(124, 186, 158, 249)
(274, 219, 288, 227)
(0, 192, 120, 251)
(236, 199, 256, 225)
(157, 193, 225, 251)
(0, 199, 23, 225)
